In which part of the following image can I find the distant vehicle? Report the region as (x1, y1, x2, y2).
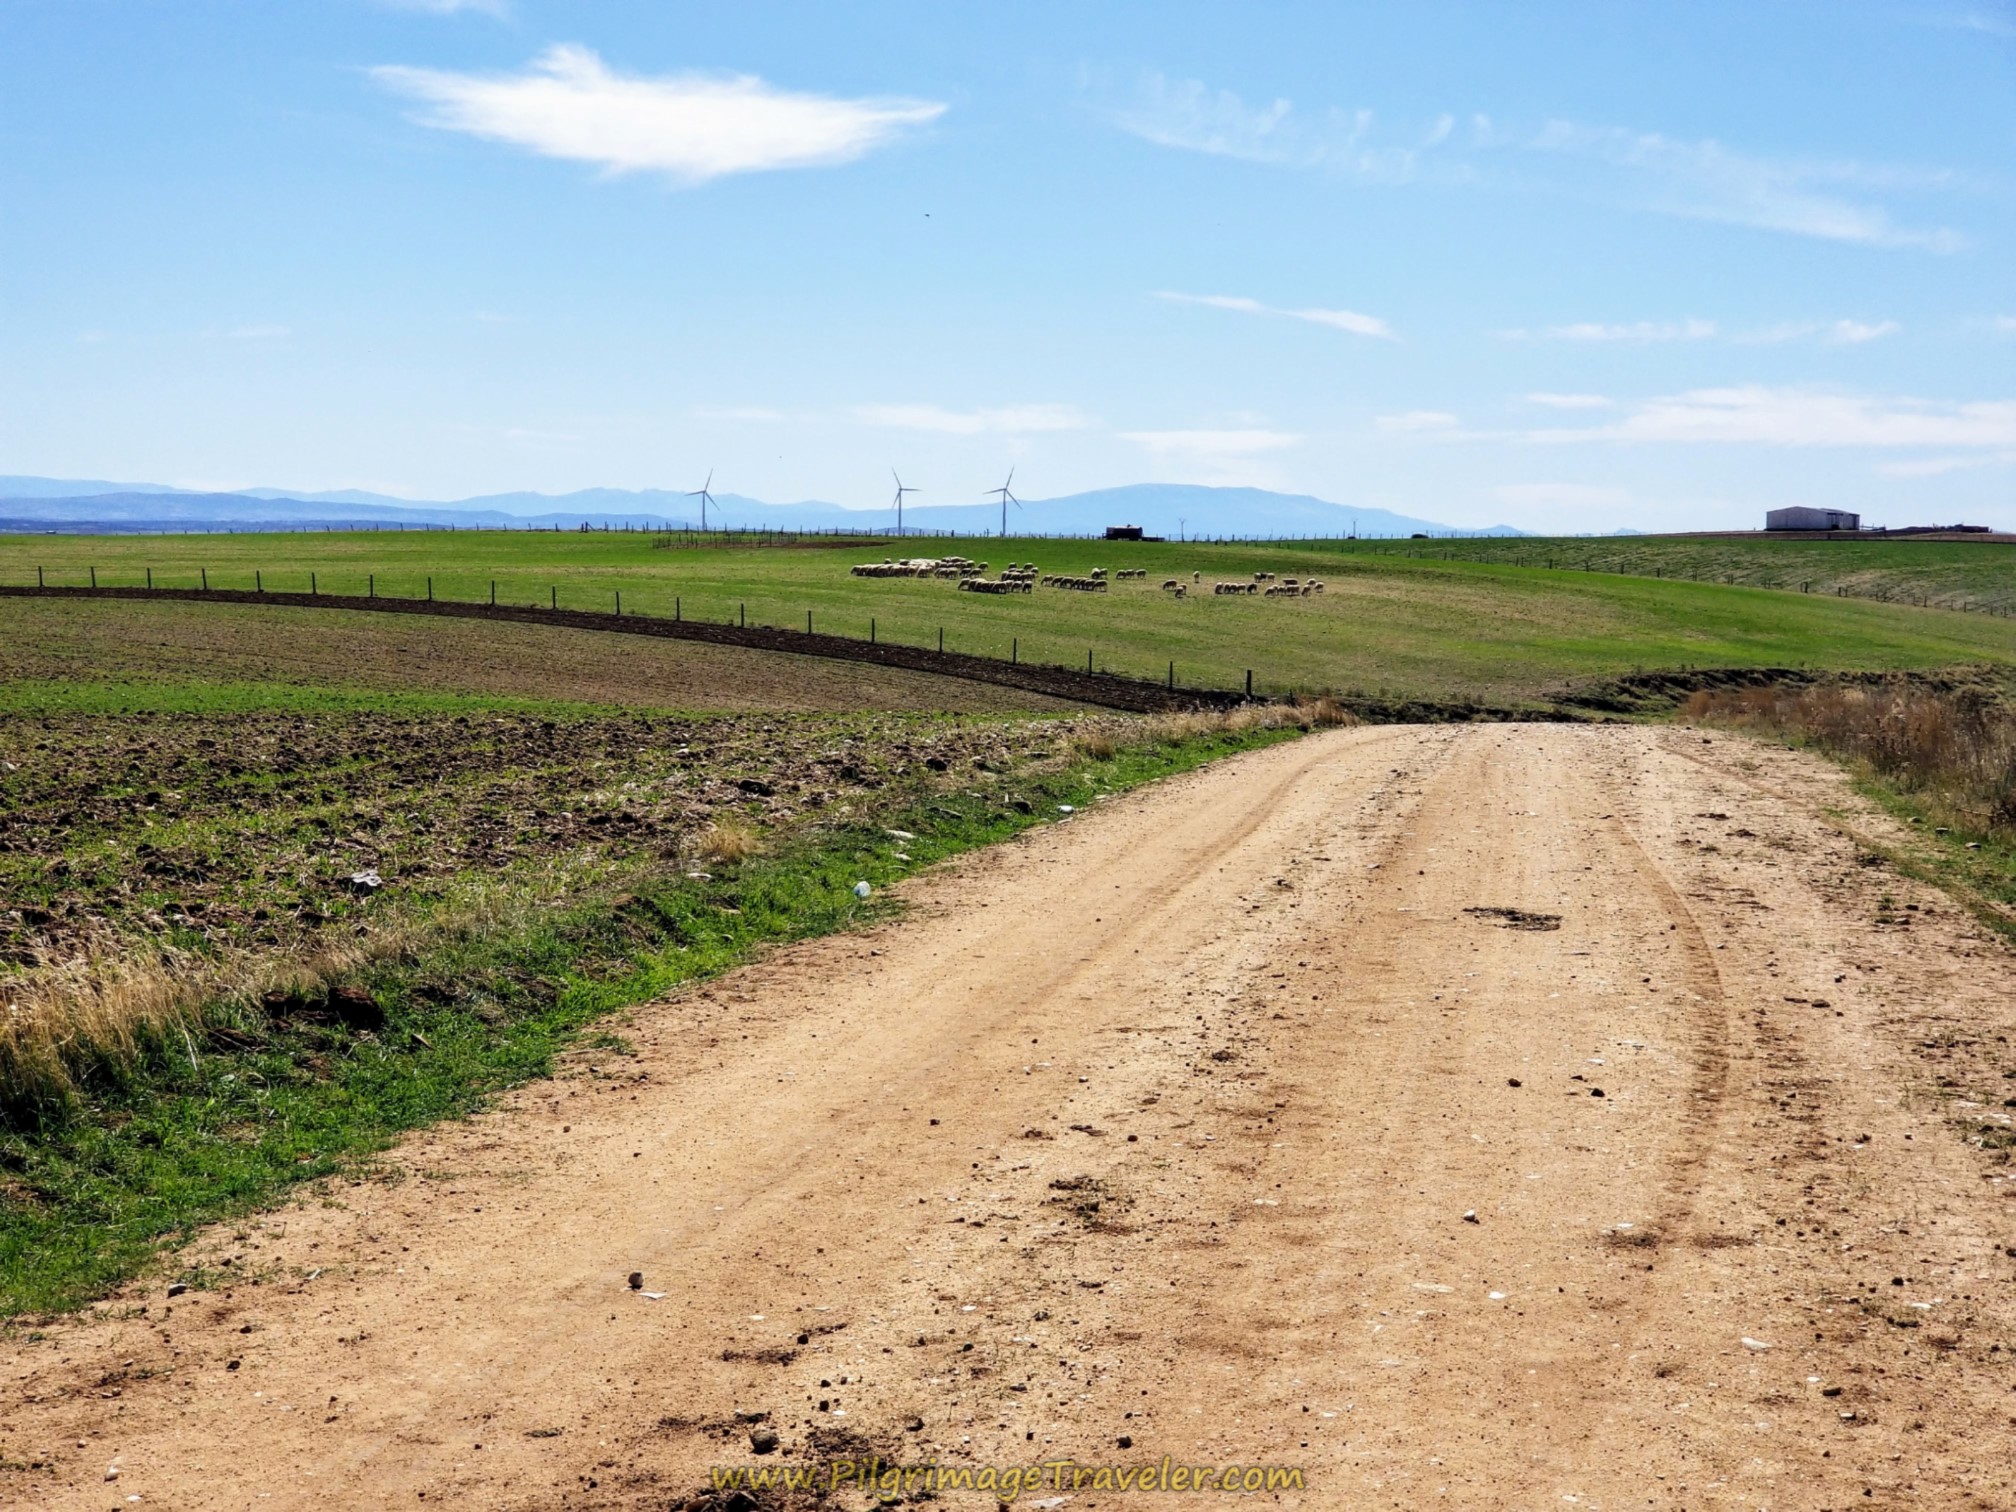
(1765, 507, 1860, 531)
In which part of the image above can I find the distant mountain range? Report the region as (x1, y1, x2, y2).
(0, 476, 1526, 539)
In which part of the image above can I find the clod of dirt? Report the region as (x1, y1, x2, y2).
(1463, 906, 1563, 931)
(735, 778, 775, 797)
(627, 1271, 643, 1290)
(327, 985, 384, 1031)
(748, 1427, 779, 1455)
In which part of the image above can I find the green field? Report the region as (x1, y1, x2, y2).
(6, 530, 2014, 705)
(1348, 533, 2016, 614)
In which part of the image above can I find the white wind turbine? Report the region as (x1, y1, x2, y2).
(891, 469, 917, 536)
(985, 467, 1021, 537)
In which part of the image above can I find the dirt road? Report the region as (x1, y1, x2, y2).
(6, 725, 2014, 1510)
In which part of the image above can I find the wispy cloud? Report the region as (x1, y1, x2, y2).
(1374, 410, 1461, 434)
(1112, 73, 1425, 181)
(1997, 316, 2016, 335)
(852, 403, 1090, 435)
(1111, 74, 1968, 251)
(1155, 291, 1395, 341)
(1500, 319, 1716, 343)
(1905, 8, 2016, 40)
(1876, 450, 2016, 478)
(694, 404, 787, 423)
(1736, 318, 1902, 345)
(1120, 427, 1303, 486)
(1521, 120, 1969, 252)
(1527, 386, 2016, 448)
(375, 0, 510, 16)
(373, 45, 945, 183)
(1504, 317, 1898, 345)
(1524, 392, 1614, 410)
(1494, 483, 1633, 508)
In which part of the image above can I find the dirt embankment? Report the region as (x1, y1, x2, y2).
(4, 725, 2014, 1509)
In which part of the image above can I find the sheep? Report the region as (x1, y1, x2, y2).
(1161, 578, 1180, 590)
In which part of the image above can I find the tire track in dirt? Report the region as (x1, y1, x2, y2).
(4, 726, 2016, 1510)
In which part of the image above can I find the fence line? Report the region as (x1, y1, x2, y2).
(0, 584, 1257, 714)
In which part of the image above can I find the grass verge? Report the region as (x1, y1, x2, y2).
(1683, 676, 2016, 943)
(0, 709, 1313, 1319)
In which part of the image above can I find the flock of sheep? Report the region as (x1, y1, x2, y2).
(847, 558, 1324, 602)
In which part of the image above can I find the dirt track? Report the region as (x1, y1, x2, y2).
(6, 725, 2015, 1510)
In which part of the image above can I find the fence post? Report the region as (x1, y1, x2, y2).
(616, 591, 622, 616)
(203, 568, 209, 591)
(1245, 669, 1253, 698)
(870, 617, 876, 644)
(938, 626, 944, 652)
(675, 596, 680, 622)
(37, 566, 43, 588)
(91, 566, 97, 588)
(740, 602, 746, 627)
(427, 577, 433, 601)
(257, 571, 264, 593)
(1011, 637, 1016, 664)
(1168, 660, 1174, 689)
(806, 609, 812, 634)
(490, 580, 496, 605)
(1087, 648, 1093, 673)
(551, 586, 557, 610)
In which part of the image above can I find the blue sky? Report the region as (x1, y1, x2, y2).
(3, 0, 2012, 531)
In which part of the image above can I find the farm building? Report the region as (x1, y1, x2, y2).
(1103, 524, 1146, 541)
(1765, 507, 1860, 532)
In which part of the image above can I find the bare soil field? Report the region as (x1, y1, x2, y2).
(4, 725, 2014, 1509)
(0, 598, 1086, 714)
(0, 706, 1085, 976)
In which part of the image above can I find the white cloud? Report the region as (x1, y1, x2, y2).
(1374, 410, 1461, 433)
(1120, 427, 1303, 487)
(1736, 318, 1902, 345)
(693, 404, 787, 423)
(1876, 451, 2016, 478)
(1502, 319, 1716, 343)
(376, 0, 509, 15)
(852, 403, 1090, 435)
(1828, 318, 1901, 344)
(1997, 316, 2016, 335)
(1112, 74, 1423, 180)
(1524, 120, 1968, 252)
(373, 45, 945, 183)
(1528, 386, 2016, 448)
(1510, 317, 1897, 345)
(1111, 73, 1967, 252)
(1524, 392, 1614, 410)
(1155, 290, 1395, 341)
(1494, 483, 1633, 508)
(1121, 428, 1301, 456)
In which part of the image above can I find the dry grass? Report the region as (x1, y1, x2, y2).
(0, 873, 562, 1114)
(1684, 679, 2016, 836)
(694, 816, 765, 866)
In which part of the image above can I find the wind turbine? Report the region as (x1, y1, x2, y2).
(985, 467, 1021, 538)
(891, 470, 917, 536)
(687, 469, 716, 531)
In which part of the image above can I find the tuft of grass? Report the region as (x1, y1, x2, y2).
(694, 817, 764, 866)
